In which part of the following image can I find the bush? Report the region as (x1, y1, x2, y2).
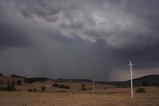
(17, 80, 22, 85)
(142, 82, 150, 86)
(41, 86, 46, 92)
(0, 73, 3, 76)
(60, 84, 70, 89)
(136, 88, 146, 93)
(28, 88, 39, 92)
(52, 82, 59, 87)
(33, 88, 38, 92)
(81, 84, 86, 90)
(3, 84, 16, 91)
(28, 89, 32, 92)
(52, 83, 70, 89)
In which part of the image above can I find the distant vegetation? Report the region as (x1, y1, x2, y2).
(142, 82, 150, 86)
(33, 88, 38, 92)
(25, 78, 49, 83)
(0, 83, 16, 91)
(136, 88, 146, 93)
(0, 73, 3, 76)
(28, 88, 38, 92)
(28, 89, 32, 92)
(17, 80, 22, 85)
(41, 86, 46, 92)
(81, 84, 86, 90)
(52, 82, 70, 89)
(57, 78, 92, 82)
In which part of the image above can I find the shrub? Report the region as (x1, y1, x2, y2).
(28, 89, 32, 92)
(81, 84, 86, 90)
(17, 80, 22, 85)
(52, 83, 70, 89)
(33, 88, 38, 92)
(41, 86, 46, 92)
(0, 73, 3, 76)
(136, 88, 146, 93)
(3, 84, 16, 91)
(52, 82, 59, 87)
(142, 82, 150, 86)
(12, 81, 15, 86)
(58, 84, 70, 89)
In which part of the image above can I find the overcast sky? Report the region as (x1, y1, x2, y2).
(0, 0, 159, 81)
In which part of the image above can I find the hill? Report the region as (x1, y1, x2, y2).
(2, 74, 159, 88)
(103, 75, 159, 87)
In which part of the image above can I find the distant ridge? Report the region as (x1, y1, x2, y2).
(134, 75, 159, 82)
(11, 74, 26, 79)
(103, 75, 159, 87)
(2, 74, 159, 87)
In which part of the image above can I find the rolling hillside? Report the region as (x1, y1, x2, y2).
(103, 75, 159, 87)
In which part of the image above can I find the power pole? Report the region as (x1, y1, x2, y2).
(71, 79, 73, 94)
(92, 80, 95, 96)
(128, 60, 134, 99)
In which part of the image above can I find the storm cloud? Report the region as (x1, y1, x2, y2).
(0, 0, 159, 81)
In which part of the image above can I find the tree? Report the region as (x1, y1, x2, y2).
(11, 81, 15, 86)
(3, 83, 16, 91)
(7, 81, 10, 85)
(17, 80, 22, 85)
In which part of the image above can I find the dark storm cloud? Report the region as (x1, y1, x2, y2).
(0, 0, 159, 81)
(0, 21, 31, 49)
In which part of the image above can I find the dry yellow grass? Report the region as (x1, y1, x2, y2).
(16, 81, 116, 92)
(0, 87, 159, 106)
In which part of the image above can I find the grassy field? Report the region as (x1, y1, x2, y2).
(0, 87, 159, 106)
